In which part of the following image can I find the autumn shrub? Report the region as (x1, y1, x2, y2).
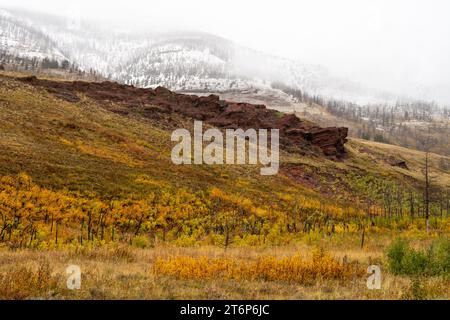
(0, 260, 57, 299)
(387, 237, 450, 277)
(132, 236, 151, 249)
(153, 248, 364, 284)
(0, 173, 448, 248)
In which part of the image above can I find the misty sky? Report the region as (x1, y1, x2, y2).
(1, 0, 450, 103)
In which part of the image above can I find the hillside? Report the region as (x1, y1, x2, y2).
(0, 73, 347, 198)
(4, 7, 450, 160)
(0, 72, 449, 300)
(0, 9, 65, 61)
(1, 72, 449, 224)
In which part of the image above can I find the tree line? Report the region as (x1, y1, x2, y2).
(0, 173, 448, 249)
(272, 82, 450, 156)
(0, 51, 103, 81)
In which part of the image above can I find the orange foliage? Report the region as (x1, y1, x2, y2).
(153, 248, 364, 284)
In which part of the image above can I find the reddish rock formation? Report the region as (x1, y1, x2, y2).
(18, 76, 348, 157)
(386, 157, 409, 170)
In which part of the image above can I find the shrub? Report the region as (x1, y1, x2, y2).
(428, 237, 450, 276)
(132, 236, 150, 249)
(387, 238, 408, 275)
(401, 250, 428, 276)
(153, 249, 364, 284)
(386, 237, 450, 277)
(0, 260, 57, 299)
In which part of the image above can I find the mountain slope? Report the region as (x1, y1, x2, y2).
(1, 72, 449, 211)
(0, 9, 65, 61)
(0, 8, 393, 105)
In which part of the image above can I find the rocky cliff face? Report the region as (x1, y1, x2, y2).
(19, 76, 348, 157)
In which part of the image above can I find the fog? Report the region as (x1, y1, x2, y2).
(1, 0, 450, 104)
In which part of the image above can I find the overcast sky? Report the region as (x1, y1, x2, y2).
(1, 0, 450, 103)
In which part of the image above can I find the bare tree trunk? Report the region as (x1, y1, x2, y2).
(87, 212, 92, 241)
(447, 189, 450, 218)
(425, 152, 430, 234)
(224, 225, 230, 250)
(409, 191, 415, 219)
(80, 220, 83, 245)
(360, 225, 365, 249)
(55, 221, 58, 245)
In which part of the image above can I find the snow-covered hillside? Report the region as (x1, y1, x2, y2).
(0, 8, 66, 61)
(0, 8, 396, 104)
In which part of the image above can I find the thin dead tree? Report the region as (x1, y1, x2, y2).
(424, 151, 431, 233)
(415, 126, 437, 234)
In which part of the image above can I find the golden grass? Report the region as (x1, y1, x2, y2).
(0, 234, 448, 300)
(153, 248, 364, 284)
(349, 138, 450, 188)
(0, 259, 58, 300)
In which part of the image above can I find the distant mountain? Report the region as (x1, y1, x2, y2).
(0, 8, 66, 61)
(0, 8, 395, 104)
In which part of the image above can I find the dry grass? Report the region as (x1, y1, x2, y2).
(348, 138, 450, 188)
(0, 237, 448, 300)
(153, 248, 364, 284)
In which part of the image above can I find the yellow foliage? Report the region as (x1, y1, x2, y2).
(75, 140, 144, 167)
(153, 249, 364, 284)
(0, 173, 446, 247)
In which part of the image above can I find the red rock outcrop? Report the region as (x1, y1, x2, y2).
(18, 76, 348, 157)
